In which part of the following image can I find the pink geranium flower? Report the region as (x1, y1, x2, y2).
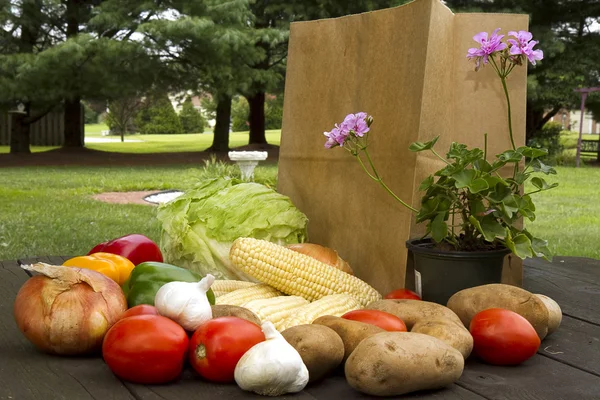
(467, 28, 507, 70)
(508, 30, 544, 65)
(324, 112, 372, 148)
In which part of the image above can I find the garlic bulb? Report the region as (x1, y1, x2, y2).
(234, 321, 309, 396)
(154, 274, 215, 331)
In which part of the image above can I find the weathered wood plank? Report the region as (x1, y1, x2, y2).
(538, 315, 600, 377)
(458, 355, 600, 400)
(305, 373, 486, 399)
(524, 266, 600, 325)
(0, 260, 135, 400)
(123, 368, 319, 400)
(525, 257, 600, 285)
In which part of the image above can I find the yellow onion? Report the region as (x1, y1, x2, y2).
(286, 243, 354, 275)
(14, 262, 127, 356)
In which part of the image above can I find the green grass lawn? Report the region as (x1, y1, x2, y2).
(524, 165, 600, 260)
(0, 163, 598, 260)
(0, 124, 281, 154)
(0, 164, 278, 260)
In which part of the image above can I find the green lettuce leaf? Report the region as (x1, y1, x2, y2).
(156, 177, 308, 280)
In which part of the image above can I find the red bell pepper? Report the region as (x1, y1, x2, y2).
(88, 234, 163, 266)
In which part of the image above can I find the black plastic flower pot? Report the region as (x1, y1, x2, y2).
(405, 238, 512, 306)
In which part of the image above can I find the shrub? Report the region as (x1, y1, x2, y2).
(83, 102, 99, 124)
(179, 97, 206, 133)
(136, 96, 183, 135)
(527, 122, 563, 163)
(265, 94, 283, 130)
(231, 96, 249, 132)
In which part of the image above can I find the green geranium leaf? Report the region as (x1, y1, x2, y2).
(447, 142, 468, 159)
(498, 150, 523, 163)
(469, 199, 486, 216)
(532, 237, 553, 261)
(514, 171, 531, 185)
(419, 176, 434, 191)
(531, 177, 558, 191)
(474, 159, 493, 172)
(488, 183, 512, 203)
(481, 216, 505, 241)
(491, 159, 508, 171)
(532, 159, 557, 175)
(431, 212, 448, 243)
(468, 215, 484, 236)
(468, 178, 489, 193)
(409, 136, 440, 152)
(505, 233, 534, 259)
(484, 175, 508, 188)
(519, 146, 548, 159)
(452, 170, 476, 188)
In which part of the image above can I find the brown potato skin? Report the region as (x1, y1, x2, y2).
(535, 294, 562, 335)
(411, 318, 473, 359)
(312, 315, 385, 361)
(366, 299, 462, 330)
(281, 324, 344, 382)
(345, 332, 464, 396)
(446, 284, 549, 339)
(210, 305, 261, 326)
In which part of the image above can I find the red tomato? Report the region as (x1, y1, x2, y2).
(189, 317, 265, 383)
(102, 315, 189, 384)
(341, 310, 407, 332)
(384, 288, 421, 300)
(121, 305, 159, 319)
(469, 308, 540, 365)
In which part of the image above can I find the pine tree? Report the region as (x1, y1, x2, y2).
(179, 97, 206, 134)
(0, 0, 166, 152)
(136, 95, 183, 135)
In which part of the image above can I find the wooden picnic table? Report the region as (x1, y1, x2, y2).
(1, 256, 599, 400)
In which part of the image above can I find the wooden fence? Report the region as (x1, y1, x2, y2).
(0, 109, 83, 146)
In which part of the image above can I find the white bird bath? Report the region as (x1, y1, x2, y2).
(228, 151, 269, 181)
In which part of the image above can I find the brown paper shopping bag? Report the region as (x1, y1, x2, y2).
(278, 0, 528, 295)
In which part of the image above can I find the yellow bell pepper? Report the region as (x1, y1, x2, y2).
(63, 252, 136, 285)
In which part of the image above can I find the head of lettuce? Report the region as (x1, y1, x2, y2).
(156, 177, 308, 280)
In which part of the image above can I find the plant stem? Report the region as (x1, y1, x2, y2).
(484, 133, 488, 161)
(363, 149, 418, 213)
(355, 154, 379, 182)
(499, 76, 516, 151)
(430, 148, 451, 165)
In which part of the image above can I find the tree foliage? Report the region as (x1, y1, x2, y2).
(179, 97, 206, 134)
(136, 95, 183, 135)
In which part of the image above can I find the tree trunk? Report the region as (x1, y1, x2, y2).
(9, 108, 31, 154)
(64, 97, 84, 147)
(63, 0, 84, 148)
(209, 95, 231, 152)
(248, 92, 267, 144)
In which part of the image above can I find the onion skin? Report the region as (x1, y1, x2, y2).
(287, 243, 354, 275)
(14, 263, 127, 356)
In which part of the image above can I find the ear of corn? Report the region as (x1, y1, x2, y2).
(212, 280, 259, 297)
(215, 283, 282, 306)
(229, 237, 381, 306)
(242, 296, 310, 330)
(277, 294, 361, 331)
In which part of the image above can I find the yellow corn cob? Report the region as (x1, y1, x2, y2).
(215, 283, 282, 306)
(229, 237, 381, 306)
(242, 296, 310, 331)
(212, 280, 259, 297)
(277, 294, 361, 331)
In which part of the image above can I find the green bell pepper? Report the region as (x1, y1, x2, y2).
(122, 261, 216, 307)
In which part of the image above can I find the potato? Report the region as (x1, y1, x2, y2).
(411, 319, 473, 359)
(281, 324, 344, 382)
(535, 294, 562, 335)
(366, 299, 462, 330)
(345, 332, 464, 396)
(210, 305, 261, 326)
(312, 315, 384, 361)
(446, 284, 549, 339)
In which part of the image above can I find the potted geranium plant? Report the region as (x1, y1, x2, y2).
(324, 29, 556, 304)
